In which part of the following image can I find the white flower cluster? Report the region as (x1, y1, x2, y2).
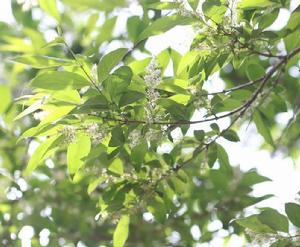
(60, 126, 76, 144)
(128, 129, 141, 148)
(146, 89, 160, 109)
(145, 128, 163, 143)
(188, 85, 209, 109)
(245, 229, 278, 247)
(144, 58, 162, 124)
(84, 123, 108, 145)
(104, 168, 138, 183)
(144, 59, 162, 88)
(17, 0, 38, 11)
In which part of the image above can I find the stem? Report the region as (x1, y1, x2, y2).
(63, 40, 103, 96)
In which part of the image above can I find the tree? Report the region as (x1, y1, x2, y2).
(0, 0, 300, 246)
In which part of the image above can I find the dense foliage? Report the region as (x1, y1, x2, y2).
(1, 0, 300, 246)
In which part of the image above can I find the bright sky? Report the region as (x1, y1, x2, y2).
(1, 0, 300, 246)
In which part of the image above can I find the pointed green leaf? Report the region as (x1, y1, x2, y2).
(253, 110, 274, 146)
(235, 215, 276, 233)
(25, 135, 62, 175)
(108, 158, 124, 176)
(39, 0, 61, 22)
(97, 48, 128, 82)
(67, 134, 91, 174)
(113, 215, 130, 247)
(246, 64, 265, 81)
(30, 71, 90, 90)
(285, 203, 300, 227)
(222, 129, 240, 142)
(258, 209, 289, 233)
(12, 55, 73, 68)
(239, 0, 273, 9)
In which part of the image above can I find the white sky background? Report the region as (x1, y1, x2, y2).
(1, 0, 300, 246)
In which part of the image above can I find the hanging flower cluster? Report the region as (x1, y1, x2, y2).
(59, 126, 76, 144)
(83, 123, 108, 145)
(144, 58, 162, 125)
(59, 123, 108, 145)
(128, 129, 141, 148)
(245, 229, 279, 247)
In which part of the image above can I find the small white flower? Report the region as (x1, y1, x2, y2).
(128, 129, 141, 148)
(146, 89, 160, 108)
(144, 59, 162, 88)
(84, 123, 108, 145)
(60, 126, 76, 144)
(245, 229, 278, 247)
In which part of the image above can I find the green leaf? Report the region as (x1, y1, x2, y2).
(30, 71, 90, 90)
(137, 15, 192, 42)
(109, 127, 125, 147)
(147, 195, 167, 223)
(246, 63, 265, 81)
(207, 143, 218, 168)
(202, 0, 227, 24)
(87, 177, 106, 194)
(97, 48, 128, 83)
(131, 141, 148, 167)
(108, 158, 124, 176)
(103, 66, 133, 104)
(11, 55, 73, 68)
(119, 90, 145, 107)
(222, 129, 240, 142)
(113, 215, 130, 247)
(285, 203, 300, 227)
(270, 239, 292, 247)
(286, 5, 300, 30)
(25, 135, 62, 175)
(241, 170, 271, 186)
(127, 16, 147, 42)
(217, 144, 232, 174)
(235, 215, 276, 233)
(258, 209, 289, 233)
(258, 9, 280, 29)
(253, 110, 274, 146)
(239, 0, 273, 9)
(67, 134, 91, 174)
(148, 2, 180, 10)
(38, 0, 61, 22)
(14, 100, 43, 121)
(194, 130, 205, 142)
(0, 85, 12, 114)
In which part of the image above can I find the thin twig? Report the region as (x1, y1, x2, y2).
(63, 40, 103, 96)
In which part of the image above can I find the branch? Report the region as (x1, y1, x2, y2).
(150, 46, 300, 186)
(63, 40, 104, 96)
